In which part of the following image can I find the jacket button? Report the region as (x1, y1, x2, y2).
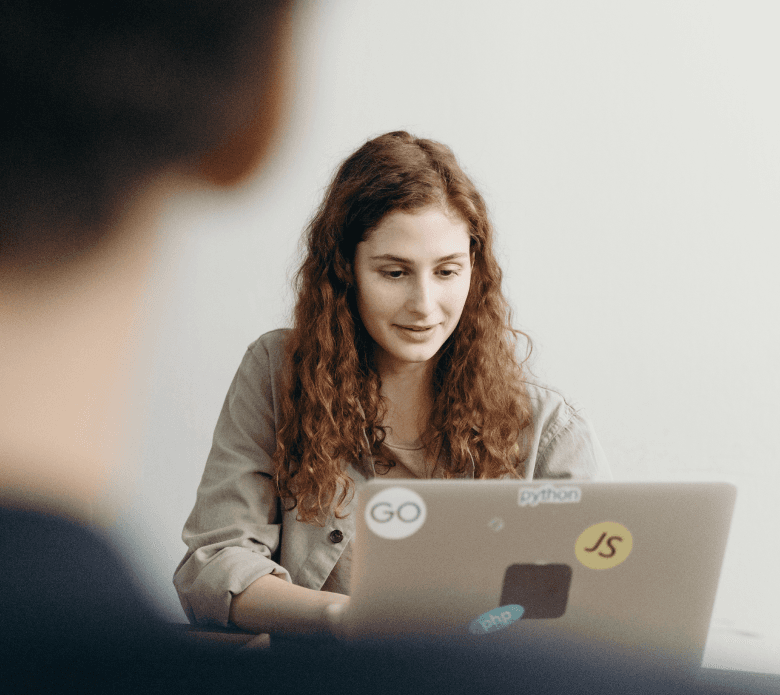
(329, 530, 344, 544)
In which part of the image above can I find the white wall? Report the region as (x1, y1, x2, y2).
(105, 0, 780, 673)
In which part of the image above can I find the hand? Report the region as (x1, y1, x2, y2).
(322, 599, 350, 639)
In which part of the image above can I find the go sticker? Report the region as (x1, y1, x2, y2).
(365, 487, 427, 540)
(575, 522, 633, 570)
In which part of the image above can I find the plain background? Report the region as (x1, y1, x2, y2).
(101, 0, 779, 674)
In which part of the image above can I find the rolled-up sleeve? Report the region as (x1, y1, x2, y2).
(524, 383, 612, 481)
(173, 336, 291, 627)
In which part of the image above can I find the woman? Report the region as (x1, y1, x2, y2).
(174, 131, 610, 636)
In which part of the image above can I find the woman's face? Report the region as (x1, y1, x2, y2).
(353, 206, 472, 373)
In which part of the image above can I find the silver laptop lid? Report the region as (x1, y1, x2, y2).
(345, 480, 736, 667)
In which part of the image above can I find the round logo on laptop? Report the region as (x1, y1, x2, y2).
(574, 521, 633, 570)
(365, 487, 427, 540)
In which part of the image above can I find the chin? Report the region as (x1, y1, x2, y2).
(388, 344, 441, 366)
(371, 325, 451, 369)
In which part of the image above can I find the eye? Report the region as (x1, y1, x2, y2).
(381, 269, 406, 279)
(437, 267, 460, 278)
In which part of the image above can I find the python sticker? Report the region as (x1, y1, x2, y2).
(575, 521, 633, 570)
(518, 483, 581, 507)
(365, 487, 427, 540)
(468, 605, 525, 635)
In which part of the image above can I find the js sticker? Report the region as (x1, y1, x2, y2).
(575, 522, 633, 570)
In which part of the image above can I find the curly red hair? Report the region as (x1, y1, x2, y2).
(273, 131, 533, 523)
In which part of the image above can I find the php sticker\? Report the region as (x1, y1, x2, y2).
(575, 521, 633, 570)
(468, 605, 525, 635)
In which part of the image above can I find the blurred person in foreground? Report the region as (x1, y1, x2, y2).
(0, 2, 767, 693)
(0, 0, 292, 690)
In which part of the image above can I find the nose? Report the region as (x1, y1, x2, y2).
(406, 275, 436, 317)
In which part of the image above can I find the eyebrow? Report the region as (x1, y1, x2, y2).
(369, 253, 469, 264)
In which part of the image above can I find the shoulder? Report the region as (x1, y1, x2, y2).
(0, 506, 175, 680)
(223, 329, 291, 404)
(0, 507, 141, 602)
(521, 380, 611, 480)
(247, 328, 291, 360)
(523, 379, 578, 412)
(243, 329, 291, 377)
(524, 380, 580, 442)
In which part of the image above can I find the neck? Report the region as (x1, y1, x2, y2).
(0, 177, 168, 521)
(375, 354, 436, 445)
(375, 349, 435, 399)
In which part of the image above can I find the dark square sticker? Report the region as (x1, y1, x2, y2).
(499, 563, 572, 619)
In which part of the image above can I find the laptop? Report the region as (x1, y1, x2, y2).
(343, 480, 736, 668)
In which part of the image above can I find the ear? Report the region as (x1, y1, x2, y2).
(196, 12, 292, 187)
(197, 80, 287, 187)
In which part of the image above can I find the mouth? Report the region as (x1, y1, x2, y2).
(397, 324, 436, 332)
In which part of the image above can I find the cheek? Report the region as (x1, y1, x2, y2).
(448, 274, 472, 315)
(356, 280, 390, 326)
